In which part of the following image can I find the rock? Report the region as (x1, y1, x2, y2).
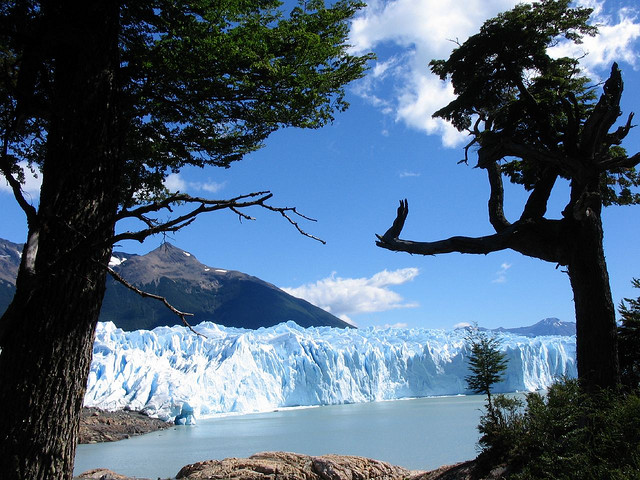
(79, 407, 170, 444)
(175, 451, 414, 480)
(74, 468, 147, 479)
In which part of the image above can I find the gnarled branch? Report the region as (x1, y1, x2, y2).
(376, 199, 568, 264)
(579, 63, 624, 159)
(107, 266, 205, 338)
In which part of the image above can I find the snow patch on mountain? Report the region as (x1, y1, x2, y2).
(84, 321, 577, 421)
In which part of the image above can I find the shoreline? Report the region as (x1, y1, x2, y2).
(79, 407, 170, 444)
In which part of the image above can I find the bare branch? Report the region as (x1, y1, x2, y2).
(606, 111, 635, 146)
(378, 199, 408, 243)
(262, 203, 326, 245)
(112, 191, 325, 245)
(375, 199, 568, 264)
(107, 266, 205, 338)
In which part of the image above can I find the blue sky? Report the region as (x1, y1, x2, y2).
(2, 0, 639, 330)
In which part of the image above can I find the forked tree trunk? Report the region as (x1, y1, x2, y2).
(0, 2, 120, 479)
(567, 197, 620, 391)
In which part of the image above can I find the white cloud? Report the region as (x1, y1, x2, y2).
(0, 161, 42, 200)
(399, 170, 421, 178)
(550, 3, 640, 74)
(282, 268, 420, 319)
(350, 0, 640, 146)
(454, 321, 472, 329)
(381, 322, 409, 329)
(164, 173, 225, 194)
(492, 262, 512, 284)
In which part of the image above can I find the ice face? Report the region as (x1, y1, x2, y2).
(84, 322, 577, 421)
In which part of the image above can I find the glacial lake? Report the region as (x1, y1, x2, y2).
(74, 395, 488, 479)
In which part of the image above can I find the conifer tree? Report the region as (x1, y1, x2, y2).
(465, 328, 508, 421)
(618, 278, 640, 390)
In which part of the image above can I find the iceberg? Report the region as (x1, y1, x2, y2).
(84, 321, 577, 421)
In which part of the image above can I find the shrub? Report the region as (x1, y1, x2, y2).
(477, 379, 640, 479)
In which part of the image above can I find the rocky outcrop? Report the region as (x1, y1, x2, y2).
(75, 453, 511, 480)
(74, 468, 154, 480)
(175, 451, 415, 480)
(79, 407, 170, 444)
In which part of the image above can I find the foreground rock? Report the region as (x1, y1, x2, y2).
(175, 452, 415, 479)
(79, 407, 170, 444)
(75, 452, 507, 480)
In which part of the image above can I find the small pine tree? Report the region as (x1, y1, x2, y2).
(465, 328, 509, 420)
(618, 278, 640, 390)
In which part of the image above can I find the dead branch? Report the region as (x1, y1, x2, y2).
(107, 266, 206, 338)
(113, 191, 325, 245)
(375, 199, 567, 264)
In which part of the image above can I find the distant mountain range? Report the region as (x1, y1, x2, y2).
(0, 237, 577, 336)
(0, 239, 350, 330)
(492, 317, 576, 337)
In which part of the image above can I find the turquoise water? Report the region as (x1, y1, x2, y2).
(74, 395, 487, 478)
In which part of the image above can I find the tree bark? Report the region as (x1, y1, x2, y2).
(567, 200, 619, 390)
(0, 1, 121, 479)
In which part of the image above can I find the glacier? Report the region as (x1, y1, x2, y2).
(84, 321, 577, 421)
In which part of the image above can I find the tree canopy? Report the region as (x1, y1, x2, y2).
(2, 0, 372, 221)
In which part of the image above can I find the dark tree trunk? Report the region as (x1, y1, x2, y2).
(567, 191, 620, 391)
(0, 2, 121, 479)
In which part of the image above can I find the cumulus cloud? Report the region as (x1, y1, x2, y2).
(492, 262, 512, 284)
(454, 321, 473, 329)
(282, 268, 420, 322)
(0, 161, 42, 200)
(349, 0, 640, 146)
(550, 2, 640, 74)
(164, 173, 225, 194)
(381, 322, 410, 329)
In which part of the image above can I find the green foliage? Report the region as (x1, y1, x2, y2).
(476, 393, 526, 465)
(429, 0, 595, 140)
(1, 0, 373, 206)
(477, 379, 640, 479)
(428, 0, 639, 206)
(619, 278, 640, 390)
(465, 328, 508, 401)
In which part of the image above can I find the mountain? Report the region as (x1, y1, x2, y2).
(0, 238, 578, 334)
(0, 239, 21, 315)
(101, 243, 351, 330)
(0, 239, 350, 330)
(495, 318, 576, 337)
(85, 321, 577, 419)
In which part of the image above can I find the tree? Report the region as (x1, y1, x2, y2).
(376, 0, 639, 392)
(0, 1, 371, 479)
(618, 278, 640, 390)
(465, 327, 508, 421)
